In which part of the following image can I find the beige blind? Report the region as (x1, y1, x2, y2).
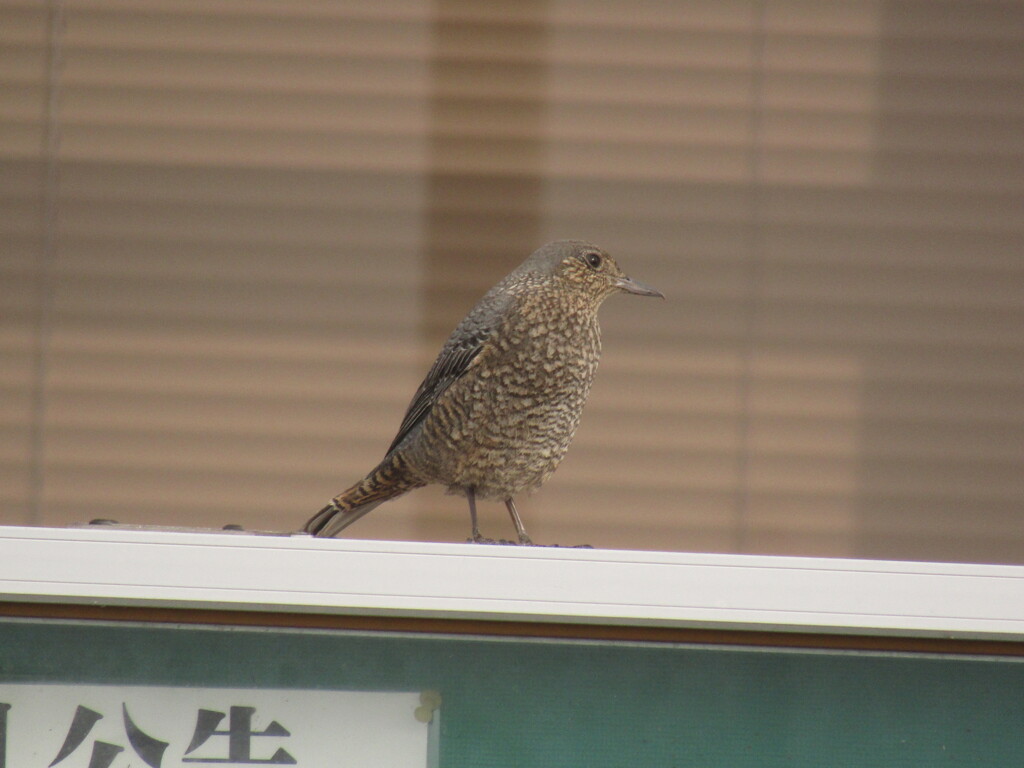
(2, 0, 1022, 563)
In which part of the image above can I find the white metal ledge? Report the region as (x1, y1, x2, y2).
(1, 525, 1023, 640)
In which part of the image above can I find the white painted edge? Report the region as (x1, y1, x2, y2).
(1, 525, 1023, 641)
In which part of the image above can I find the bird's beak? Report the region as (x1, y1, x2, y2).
(615, 275, 664, 299)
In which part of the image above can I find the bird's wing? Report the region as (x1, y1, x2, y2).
(385, 297, 507, 455)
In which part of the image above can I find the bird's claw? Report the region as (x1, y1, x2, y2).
(468, 534, 521, 546)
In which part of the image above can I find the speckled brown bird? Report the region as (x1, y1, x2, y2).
(305, 240, 663, 544)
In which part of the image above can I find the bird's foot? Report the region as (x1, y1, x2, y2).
(468, 533, 519, 545)
(467, 532, 592, 548)
(469, 528, 488, 544)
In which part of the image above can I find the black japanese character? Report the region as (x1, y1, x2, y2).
(183, 706, 295, 765)
(46, 704, 168, 768)
(48, 706, 120, 768)
(123, 704, 170, 767)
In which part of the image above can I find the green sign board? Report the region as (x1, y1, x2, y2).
(2, 618, 1022, 768)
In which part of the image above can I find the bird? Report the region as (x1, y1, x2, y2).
(305, 240, 663, 544)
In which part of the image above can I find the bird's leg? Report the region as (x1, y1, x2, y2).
(504, 498, 533, 545)
(467, 487, 491, 543)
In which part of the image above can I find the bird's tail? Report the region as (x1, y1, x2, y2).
(304, 454, 425, 538)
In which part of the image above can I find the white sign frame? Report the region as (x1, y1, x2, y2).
(0, 525, 1022, 640)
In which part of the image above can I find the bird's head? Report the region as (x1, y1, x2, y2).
(528, 240, 664, 305)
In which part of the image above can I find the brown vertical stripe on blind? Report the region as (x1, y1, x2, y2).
(421, 0, 550, 347)
(417, 0, 551, 539)
(1, 0, 1022, 562)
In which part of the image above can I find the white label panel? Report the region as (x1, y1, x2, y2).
(0, 684, 439, 767)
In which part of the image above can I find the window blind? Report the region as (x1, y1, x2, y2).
(1, 0, 1022, 562)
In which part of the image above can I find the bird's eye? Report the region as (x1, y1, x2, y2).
(584, 252, 602, 269)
